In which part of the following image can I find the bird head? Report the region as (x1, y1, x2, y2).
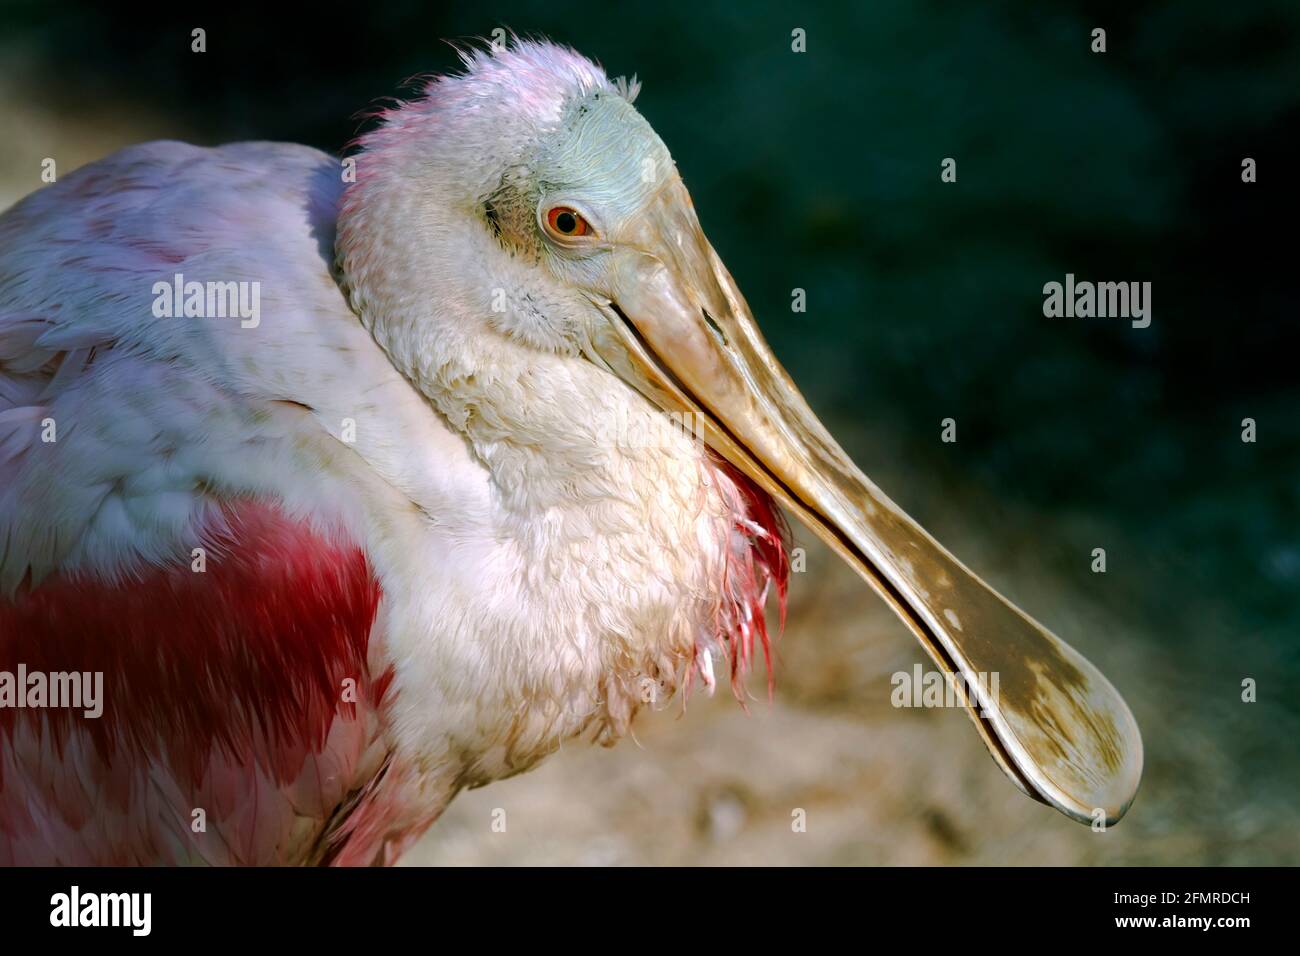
(337, 39, 1142, 826)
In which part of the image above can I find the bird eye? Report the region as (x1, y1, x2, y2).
(545, 206, 592, 238)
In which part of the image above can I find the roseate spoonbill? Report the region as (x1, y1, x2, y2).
(0, 40, 1141, 866)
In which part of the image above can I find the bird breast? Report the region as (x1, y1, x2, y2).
(375, 371, 788, 788)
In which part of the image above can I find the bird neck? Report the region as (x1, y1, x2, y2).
(430, 338, 714, 530)
(334, 154, 781, 716)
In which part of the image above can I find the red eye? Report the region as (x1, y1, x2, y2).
(546, 207, 591, 237)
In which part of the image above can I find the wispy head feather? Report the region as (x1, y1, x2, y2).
(612, 74, 641, 104)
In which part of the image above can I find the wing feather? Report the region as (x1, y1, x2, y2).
(0, 142, 440, 864)
(0, 501, 397, 864)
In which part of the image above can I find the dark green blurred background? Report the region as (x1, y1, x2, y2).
(3, 0, 1297, 862)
